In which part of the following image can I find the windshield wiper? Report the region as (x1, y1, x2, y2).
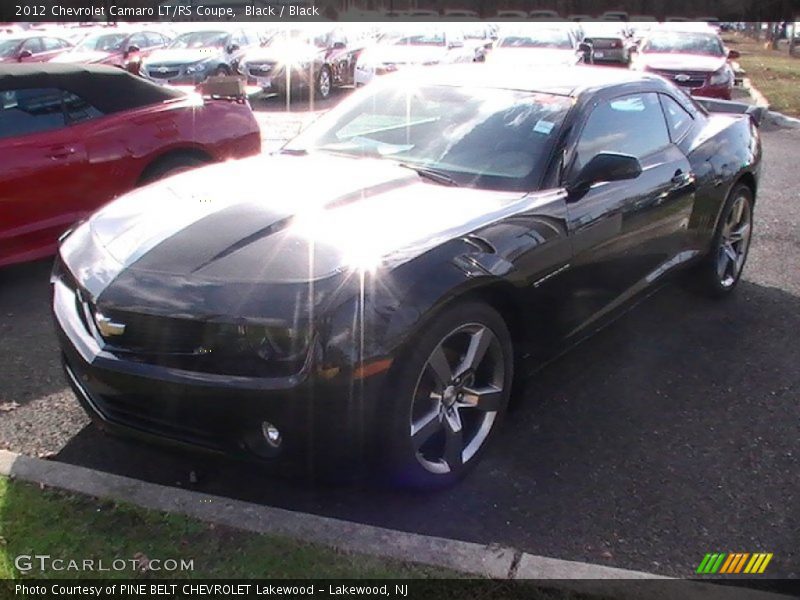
(398, 163, 458, 187)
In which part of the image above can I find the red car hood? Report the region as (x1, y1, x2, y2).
(639, 52, 726, 72)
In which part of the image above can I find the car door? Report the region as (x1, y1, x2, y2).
(39, 37, 72, 61)
(559, 91, 694, 336)
(17, 37, 43, 62)
(0, 88, 89, 265)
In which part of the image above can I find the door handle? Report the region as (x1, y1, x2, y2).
(48, 146, 76, 160)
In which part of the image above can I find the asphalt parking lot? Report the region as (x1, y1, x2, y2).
(1, 90, 798, 579)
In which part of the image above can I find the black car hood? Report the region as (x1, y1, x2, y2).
(62, 154, 528, 294)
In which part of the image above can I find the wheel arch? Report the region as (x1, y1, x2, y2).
(137, 147, 214, 185)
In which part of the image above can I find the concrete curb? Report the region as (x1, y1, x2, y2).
(0, 450, 791, 599)
(743, 78, 800, 129)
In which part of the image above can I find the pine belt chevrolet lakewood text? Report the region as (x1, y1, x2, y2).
(52, 65, 762, 488)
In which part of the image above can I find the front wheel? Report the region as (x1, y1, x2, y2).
(315, 66, 332, 100)
(382, 301, 513, 488)
(691, 183, 754, 297)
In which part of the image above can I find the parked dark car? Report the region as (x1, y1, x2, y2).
(580, 21, 632, 65)
(50, 28, 171, 70)
(487, 25, 589, 67)
(140, 27, 262, 85)
(0, 34, 72, 63)
(630, 30, 740, 100)
(53, 65, 762, 487)
(239, 27, 365, 100)
(0, 64, 261, 268)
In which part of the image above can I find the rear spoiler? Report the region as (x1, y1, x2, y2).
(695, 97, 767, 127)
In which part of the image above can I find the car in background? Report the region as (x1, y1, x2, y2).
(460, 24, 497, 62)
(630, 30, 739, 99)
(354, 27, 474, 86)
(487, 25, 589, 67)
(239, 27, 365, 100)
(0, 33, 73, 63)
(50, 28, 171, 70)
(0, 64, 261, 268)
(580, 21, 632, 65)
(52, 65, 762, 487)
(141, 27, 261, 85)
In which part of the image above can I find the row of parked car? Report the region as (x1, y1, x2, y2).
(2, 20, 740, 100)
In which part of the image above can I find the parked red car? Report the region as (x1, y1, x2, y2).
(0, 64, 261, 268)
(630, 30, 739, 99)
(50, 28, 171, 70)
(0, 34, 73, 63)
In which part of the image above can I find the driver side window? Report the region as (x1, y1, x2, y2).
(573, 92, 670, 174)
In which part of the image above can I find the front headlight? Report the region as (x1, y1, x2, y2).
(709, 66, 732, 85)
(185, 61, 208, 74)
(226, 323, 311, 364)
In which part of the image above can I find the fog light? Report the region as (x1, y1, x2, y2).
(261, 421, 281, 448)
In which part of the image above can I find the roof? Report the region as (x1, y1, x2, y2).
(392, 63, 663, 97)
(0, 63, 184, 113)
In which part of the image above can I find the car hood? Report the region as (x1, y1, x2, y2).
(50, 49, 112, 64)
(63, 154, 528, 296)
(488, 47, 578, 66)
(144, 48, 219, 65)
(639, 52, 726, 72)
(366, 44, 447, 65)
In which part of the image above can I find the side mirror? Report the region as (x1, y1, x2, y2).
(126, 45, 140, 56)
(17, 49, 32, 60)
(226, 43, 240, 54)
(727, 49, 740, 60)
(568, 152, 642, 195)
(578, 42, 592, 62)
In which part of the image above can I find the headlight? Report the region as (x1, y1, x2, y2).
(185, 62, 208, 74)
(709, 66, 732, 85)
(222, 323, 311, 363)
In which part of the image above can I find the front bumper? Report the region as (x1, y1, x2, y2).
(52, 273, 384, 478)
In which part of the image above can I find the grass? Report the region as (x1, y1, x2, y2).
(726, 33, 800, 117)
(0, 476, 456, 580)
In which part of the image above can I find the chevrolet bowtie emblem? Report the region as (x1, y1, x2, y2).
(95, 313, 126, 337)
(675, 73, 691, 82)
(157, 66, 169, 73)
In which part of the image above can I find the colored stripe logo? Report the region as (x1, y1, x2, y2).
(697, 553, 773, 574)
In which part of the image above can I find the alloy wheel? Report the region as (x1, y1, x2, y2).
(716, 193, 752, 288)
(409, 323, 505, 474)
(318, 69, 331, 98)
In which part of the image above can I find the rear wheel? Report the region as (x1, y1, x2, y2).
(383, 301, 513, 488)
(315, 66, 332, 100)
(691, 183, 754, 297)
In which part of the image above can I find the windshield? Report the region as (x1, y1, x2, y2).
(642, 33, 724, 56)
(73, 32, 127, 52)
(393, 32, 446, 46)
(0, 39, 22, 58)
(499, 29, 573, 49)
(169, 31, 228, 49)
(284, 82, 572, 191)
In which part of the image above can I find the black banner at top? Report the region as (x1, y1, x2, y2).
(0, 0, 798, 23)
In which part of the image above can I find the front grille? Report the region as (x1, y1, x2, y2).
(148, 67, 181, 79)
(97, 310, 209, 355)
(587, 38, 621, 49)
(651, 69, 709, 88)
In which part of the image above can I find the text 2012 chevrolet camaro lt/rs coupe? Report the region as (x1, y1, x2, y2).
(53, 65, 762, 488)
(0, 64, 261, 268)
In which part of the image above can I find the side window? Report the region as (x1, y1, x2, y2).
(21, 38, 43, 54)
(232, 31, 247, 47)
(660, 94, 694, 141)
(145, 32, 165, 47)
(573, 92, 670, 173)
(63, 91, 103, 124)
(0, 88, 64, 140)
(41, 37, 65, 51)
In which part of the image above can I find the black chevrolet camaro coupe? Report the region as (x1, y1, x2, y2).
(53, 65, 762, 487)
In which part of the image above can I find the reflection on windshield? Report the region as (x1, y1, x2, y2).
(285, 83, 572, 191)
(643, 34, 724, 56)
(170, 31, 227, 49)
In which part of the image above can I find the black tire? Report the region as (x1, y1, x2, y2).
(690, 183, 754, 297)
(138, 155, 209, 186)
(315, 66, 332, 100)
(381, 301, 514, 489)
